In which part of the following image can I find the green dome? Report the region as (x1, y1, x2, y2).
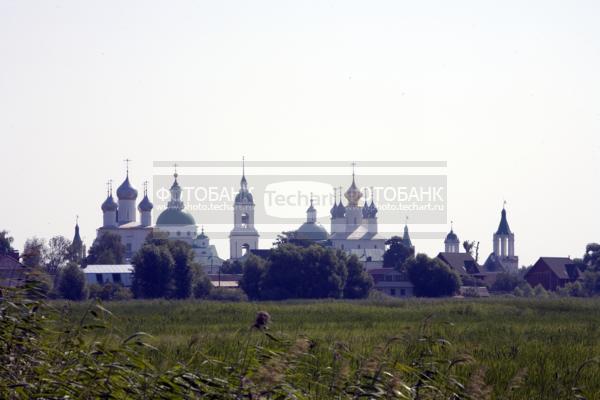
(156, 208, 196, 226)
(296, 222, 329, 241)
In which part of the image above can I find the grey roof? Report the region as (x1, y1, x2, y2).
(496, 208, 512, 235)
(84, 264, 133, 274)
(437, 252, 481, 275)
(295, 222, 329, 241)
(116, 176, 138, 200)
(329, 225, 387, 241)
(101, 195, 118, 212)
(528, 257, 579, 280)
(137, 195, 153, 212)
(156, 208, 196, 226)
(348, 248, 385, 262)
(482, 253, 505, 272)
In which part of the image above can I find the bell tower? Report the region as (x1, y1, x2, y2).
(229, 158, 259, 259)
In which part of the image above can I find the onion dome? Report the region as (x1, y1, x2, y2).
(336, 199, 346, 218)
(116, 175, 138, 200)
(138, 182, 153, 212)
(138, 195, 153, 212)
(362, 200, 370, 218)
(197, 226, 208, 240)
(344, 174, 363, 206)
(330, 201, 338, 218)
(368, 198, 378, 218)
(101, 194, 118, 212)
(445, 229, 459, 243)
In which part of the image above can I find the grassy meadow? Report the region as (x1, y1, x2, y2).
(58, 297, 600, 399)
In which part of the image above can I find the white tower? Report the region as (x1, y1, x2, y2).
(444, 222, 460, 253)
(138, 181, 153, 227)
(116, 160, 138, 225)
(101, 181, 118, 227)
(492, 204, 518, 271)
(229, 159, 259, 259)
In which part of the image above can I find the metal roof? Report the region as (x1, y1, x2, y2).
(83, 264, 133, 274)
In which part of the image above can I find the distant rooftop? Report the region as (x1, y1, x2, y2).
(83, 264, 133, 274)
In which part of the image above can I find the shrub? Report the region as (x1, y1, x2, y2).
(491, 272, 524, 292)
(113, 286, 133, 301)
(533, 284, 549, 298)
(89, 283, 133, 301)
(193, 275, 213, 299)
(406, 254, 461, 297)
(57, 262, 87, 300)
(206, 288, 248, 302)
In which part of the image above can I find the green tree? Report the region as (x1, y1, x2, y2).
(85, 232, 126, 265)
(168, 240, 194, 299)
(220, 259, 244, 274)
(131, 244, 174, 298)
(22, 237, 47, 268)
(343, 253, 373, 299)
(259, 244, 305, 300)
(46, 236, 73, 274)
(584, 243, 600, 269)
(258, 244, 348, 300)
(57, 262, 87, 300)
(0, 230, 15, 254)
(274, 231, 316, 248)
(383, 236, 414, 271)
(239, 254, 267, 300)
(406, 254, 461, 297)
(301, 245, 347, 299)
(193, 275, 213, 299)
(491, 272, 524, 292)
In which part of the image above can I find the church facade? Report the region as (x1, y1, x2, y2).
(98, 172, 153, 260)
(96, 167, 223, 268)
(328, 172, 387, 267)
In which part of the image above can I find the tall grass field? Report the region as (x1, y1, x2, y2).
(58, 297, 600, 399)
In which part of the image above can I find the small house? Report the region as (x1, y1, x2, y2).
(368, 268, 414, 297)
(524, 257, 581, 291)
(83, 264, 134, 287)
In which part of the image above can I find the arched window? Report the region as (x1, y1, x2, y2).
(241, 213, 249, 228)
(242, 243, 250, 256)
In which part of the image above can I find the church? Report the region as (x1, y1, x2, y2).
(328, 171, 387, 268)
(97, 166, 224, 270)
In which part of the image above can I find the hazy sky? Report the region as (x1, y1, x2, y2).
(1, 0, 599, 265)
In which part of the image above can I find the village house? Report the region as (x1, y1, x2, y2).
(0, 251, 27, 289)
(368, 268, 414, 297)
(524, 257, 582, 291)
